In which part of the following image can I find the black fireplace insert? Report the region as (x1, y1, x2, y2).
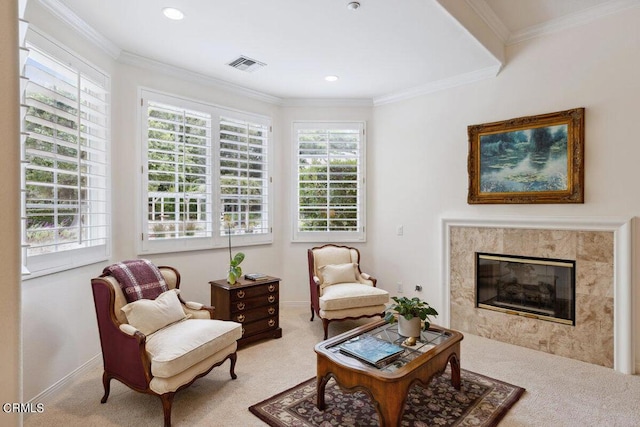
(476, 252, 575, 325)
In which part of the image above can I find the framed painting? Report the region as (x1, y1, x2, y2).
(467, 108, 584, 204)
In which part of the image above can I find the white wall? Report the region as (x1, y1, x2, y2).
(277, 105, 374, 305)
(369, 9, 640, 366)
(21, 2, 283, 401)
(20, 1, 640, 403)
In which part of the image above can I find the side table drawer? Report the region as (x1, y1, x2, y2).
(231, 293, 277, 312)
(242, 316, 279, 337)
(232, 305, 278, 324)
(230, 282, 278, 301)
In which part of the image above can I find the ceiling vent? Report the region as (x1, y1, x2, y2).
(227, 56, 266, 73)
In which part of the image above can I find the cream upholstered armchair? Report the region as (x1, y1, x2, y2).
(308, 244, 389, 339)
(91, 260, 242, 427)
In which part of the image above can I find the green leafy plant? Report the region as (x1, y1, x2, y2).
(384, 296, 438, 331)
(224, 215, 245, 285)
(228, 251, 244, 285)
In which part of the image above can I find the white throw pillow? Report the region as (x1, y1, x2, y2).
(121, 289, 186, 335)
(320, 263, 357, 286)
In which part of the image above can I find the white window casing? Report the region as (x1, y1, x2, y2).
(292, 121, 366, 242)
(139, 89, 273, 254)
(21, 29, 111, 278)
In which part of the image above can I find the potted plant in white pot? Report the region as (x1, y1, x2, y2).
(384, 296, 438, 338)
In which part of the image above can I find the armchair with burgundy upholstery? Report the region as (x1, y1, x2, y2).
(91, 260, 242, 427)
(308, 244, 389, 339)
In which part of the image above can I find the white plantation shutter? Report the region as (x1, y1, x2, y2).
(219, 116, 270, 237)
(21, 40, 110, 276)
(145, 101, 213, 241)
(140, 90, 272, 253)
(293, 122, 365, 242)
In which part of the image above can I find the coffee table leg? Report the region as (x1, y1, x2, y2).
(370, 383, 406, 427)
(317, 375, 330, 409)
(450, 354, 461, 390)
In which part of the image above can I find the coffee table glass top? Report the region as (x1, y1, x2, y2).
(326, 322, 452, 373)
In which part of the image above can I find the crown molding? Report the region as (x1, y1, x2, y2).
(373, 64, 501, 106)
(464, 0, 510, 44)
(470, 0, 640, 46)
(122, 53, 373, 108)
(508, 0, 640, 45)
(281, 98, 373, 108)
(38, 0, 121, 59)
(118, 51, 284, 105)
(38, 0, 284, 105)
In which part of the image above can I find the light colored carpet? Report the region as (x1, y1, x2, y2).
(24, 306, 640, 426)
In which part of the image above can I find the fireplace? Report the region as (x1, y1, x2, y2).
(443, 216, 634, 373)
(476, 253, 575, 325)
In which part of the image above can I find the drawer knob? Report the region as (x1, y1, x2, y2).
(236, 290, 245, 299)
(237, 314, 246, 323)
(268, 295, 276, 303)
(237, 302, 246, 311)
(268, 319, 276, 327)
(268, 284, 276, 292)
(268, 307, 276, 315)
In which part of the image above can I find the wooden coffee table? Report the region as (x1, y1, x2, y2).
(314, 319, 463, 427)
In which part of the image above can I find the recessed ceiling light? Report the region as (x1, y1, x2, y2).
(347, 2, 361, 11)
(162, 7, 184, 20)
(325, 75, 339, 82)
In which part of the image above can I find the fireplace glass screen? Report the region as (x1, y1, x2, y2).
(476, 253, 575, 325)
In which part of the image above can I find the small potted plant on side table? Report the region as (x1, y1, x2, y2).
(384, 296, 438, 339)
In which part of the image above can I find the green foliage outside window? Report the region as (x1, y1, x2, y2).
(297, 128, 360, 232)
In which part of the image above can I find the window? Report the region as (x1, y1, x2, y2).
(140, 90, 272, 254)
(219, 116, 270, 236)
(21, 31, 110, 277)
(293, 122, 366, 242)
(145, 100, 213, 242)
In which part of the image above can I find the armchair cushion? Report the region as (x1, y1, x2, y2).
(319, 283, 389, 311)
(319, 262, 357, 287)
(146, 319, 242, 378)
(121, 289, 186, 335)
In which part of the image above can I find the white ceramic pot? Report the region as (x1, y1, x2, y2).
(398, 316, 421, 338)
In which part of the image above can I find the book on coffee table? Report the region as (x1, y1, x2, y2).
(339, 334, 405, 368)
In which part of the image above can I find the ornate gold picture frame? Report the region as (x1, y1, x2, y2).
(467, 108, 584, 204)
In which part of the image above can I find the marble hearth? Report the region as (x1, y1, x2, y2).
(441, 217, 633, 374)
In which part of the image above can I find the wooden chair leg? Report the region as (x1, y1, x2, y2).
(310, 305, 315, 321)
(322, 318, 330, 340)
(100, 372, 111, 404)
(229, 352, 238, 380)
(160, 392, 175, 427)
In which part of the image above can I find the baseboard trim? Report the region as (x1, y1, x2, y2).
(24, 354, 102, 420)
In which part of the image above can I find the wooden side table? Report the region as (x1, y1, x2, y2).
(209, 276, 282, 347)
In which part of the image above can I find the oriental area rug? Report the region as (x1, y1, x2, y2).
(249, 368, 524, 427)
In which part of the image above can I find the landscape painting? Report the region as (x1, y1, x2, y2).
(467, 108, 584, 204)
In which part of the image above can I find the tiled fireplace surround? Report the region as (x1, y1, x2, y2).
(442, 217, 634, 374)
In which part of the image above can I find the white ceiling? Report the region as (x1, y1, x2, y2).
(39, 0, 639, 104)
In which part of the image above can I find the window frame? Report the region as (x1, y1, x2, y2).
(291, 121, 366, 243)
(21, 28, 111, 279)
(138, 88, 273, 255)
